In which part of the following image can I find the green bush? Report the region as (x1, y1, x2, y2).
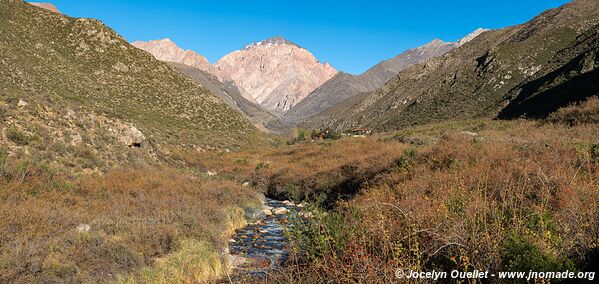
(501, 234, 575, 273)
(0, 147, 7, 176)
(287, 210, 354, 260)
(255, 162, 269, 171)
(590, 144, 599, 162)
(392, 148, 418, 172)
(324, 130, 341, 140)
(6, 126, 28, 145)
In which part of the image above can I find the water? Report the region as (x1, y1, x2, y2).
(227, 198, 302, 281)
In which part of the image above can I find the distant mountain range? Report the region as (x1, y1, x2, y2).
(134, 30, 487, 123)
(283, 29, 488, 122)
(215, 37, 338, 115)
(132, 38, 218, 80)
(168, 62, 289, 133)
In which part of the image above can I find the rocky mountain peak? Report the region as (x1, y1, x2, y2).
(131, 38, 216, 76)
(215, 37, 337, 114)
(29, 2, 60, 13)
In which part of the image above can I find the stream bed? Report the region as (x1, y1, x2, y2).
(226, 198, 302, 281)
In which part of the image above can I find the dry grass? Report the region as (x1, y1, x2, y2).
(243, 120, 599, 283)
(0, 160, 260, 283)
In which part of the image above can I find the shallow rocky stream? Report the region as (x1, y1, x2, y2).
(225, 198, 303, 282)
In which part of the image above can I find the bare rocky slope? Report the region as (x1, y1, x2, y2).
(215, 36, 338, 115)
(304, 0, 599, 131)
(284, 29, 488, 122)
(0, 0, 266, 172)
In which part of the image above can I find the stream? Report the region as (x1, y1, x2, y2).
(225, 198, 303, 281)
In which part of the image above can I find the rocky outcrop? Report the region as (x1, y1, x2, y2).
(29, 2, 60, 13)
(215, 37, 337, 115)
(116, 125, 145, 147)
(132, 38, 217, 75)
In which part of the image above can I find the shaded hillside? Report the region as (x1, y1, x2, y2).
(305, 0, 599, 131)
(498, 24, 599, 119)
(0, 0, 265, 171)
(169, 63, 289, 133)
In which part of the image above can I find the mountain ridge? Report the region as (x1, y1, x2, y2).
(284, 28, 488, 122)
(132, 38, 218, 78)
(168, 62, 290, 133)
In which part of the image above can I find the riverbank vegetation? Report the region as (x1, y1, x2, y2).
(0, 155, 260, 283)
(238, 119, 598, 282)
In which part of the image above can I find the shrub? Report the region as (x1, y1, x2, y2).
(591, 144, 599, 162)
(6, 126, 28, 145)
(0, 147, 7, 177)
(0, 106, 6, 122)
(501, 235, 575, 272)
(547, 96, 599, 125)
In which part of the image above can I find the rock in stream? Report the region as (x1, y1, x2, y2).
(226, 198, 301, 281)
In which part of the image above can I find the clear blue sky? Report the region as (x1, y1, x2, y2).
(46, 0, 570, 74)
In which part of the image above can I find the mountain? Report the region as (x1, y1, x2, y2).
(131, 38, 259, 105)
(169, 62, 289, 133)
(303, 0, 599, 131)
(131, 38, 217, 76)
(214, 36, 337, 115)
(283, 32, 488, 122)
(0, 0, 265, 170)
(133, 38, 288, 132)
(28, 2, 59, 13)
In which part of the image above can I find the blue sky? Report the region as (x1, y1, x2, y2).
(46, 0, 570, 74)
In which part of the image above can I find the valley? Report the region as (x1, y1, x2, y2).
(0, 0, 597, 283)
